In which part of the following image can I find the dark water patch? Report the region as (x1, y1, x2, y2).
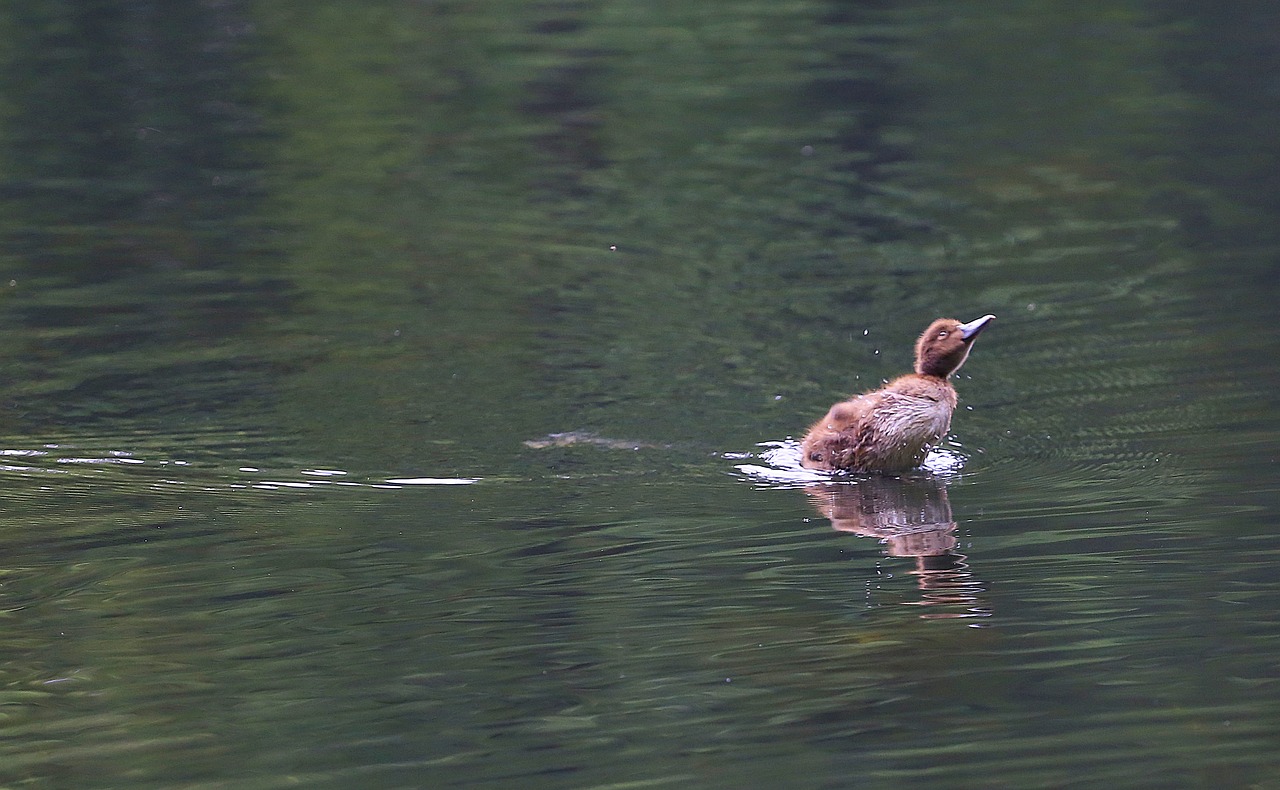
(0, 0, 267, 264)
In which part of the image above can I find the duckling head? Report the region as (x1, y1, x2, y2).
(914, 314, 994, 379)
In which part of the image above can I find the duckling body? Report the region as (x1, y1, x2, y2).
(801, 315, 994, 473)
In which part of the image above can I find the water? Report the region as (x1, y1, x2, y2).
(0, 1, 1278, 787)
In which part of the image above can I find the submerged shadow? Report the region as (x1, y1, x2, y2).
(805, 476, 990, 621)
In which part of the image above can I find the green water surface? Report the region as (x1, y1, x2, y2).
(0, 1, 1276, 787)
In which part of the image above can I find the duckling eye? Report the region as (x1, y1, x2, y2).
(937, 331, 949, 338)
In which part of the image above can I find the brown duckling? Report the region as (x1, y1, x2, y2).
(801, 315, 994, 473)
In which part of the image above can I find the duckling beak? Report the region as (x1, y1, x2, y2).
(958, 314, 995, 341)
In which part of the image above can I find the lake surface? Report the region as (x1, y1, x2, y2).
(0, 1, 1278, 787)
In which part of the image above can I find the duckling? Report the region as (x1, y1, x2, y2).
(801, 315, 994, 473)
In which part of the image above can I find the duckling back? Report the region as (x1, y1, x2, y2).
(800, 376, 955, 472)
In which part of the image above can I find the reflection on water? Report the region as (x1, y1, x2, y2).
(806, 477, 989, 621)
(737, 440, 989, 621)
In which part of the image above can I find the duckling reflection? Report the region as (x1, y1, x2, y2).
(806, 476, 990, 620)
